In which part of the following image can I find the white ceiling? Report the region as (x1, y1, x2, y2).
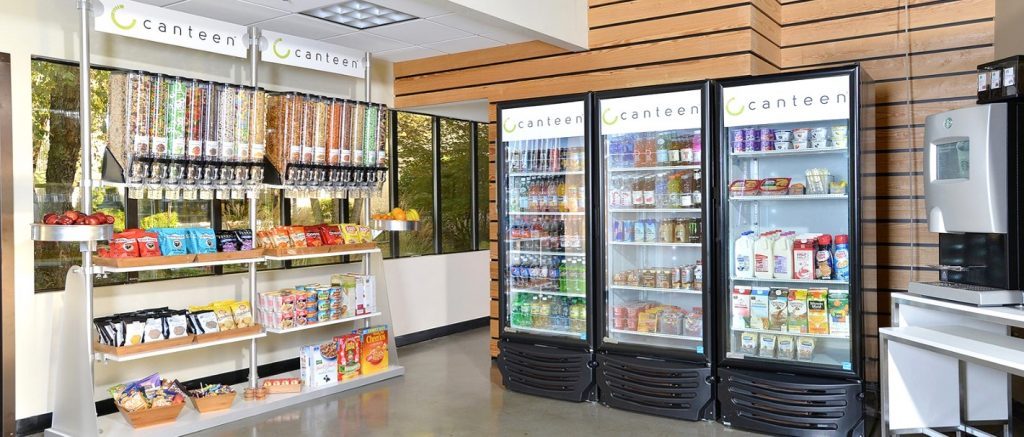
(138, 0, 536, 62)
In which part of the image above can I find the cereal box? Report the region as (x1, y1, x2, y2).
(335, 334, 361, 381)
(807, 288, 829, 335)
(358, 325, 389, 375)
(300, 339, 339, 388)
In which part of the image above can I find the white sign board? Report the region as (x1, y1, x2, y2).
(94, 0, 248, 58)
(260, 30, 366, 79)
(501, 101, 586, 142)
(722, 75, 851, 127)
(599, 90, 703, 135)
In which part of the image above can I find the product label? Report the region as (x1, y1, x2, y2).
(979, 72, 989, 92)
(353, 149, 364, 166)
(1006, 67, 1016, 87)
(754, 254, 770, 273)
(187, 139, 203, 158)
(94, 0, 248, 58)
(793, 251, 814, 280)
(501, 101, 585, 142)
(152, 137, 168, 157)
(236, 142, 251, 161)
(221, 142, 236, 160)
(170, 138, 186, 157)
(774, 255, 789, 275)
(643, 190, 655, 206)
(736, 255, 751, 274)
(632, 190, 644, 206)
(261, 30, 366, 79)
(133, 135, 151, 155)
(992, 70, 1003, 89)
(314, 146, 326, 164)
(341, 149, 352, 164)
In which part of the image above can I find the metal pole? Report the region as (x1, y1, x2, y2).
(247, 26, 260, 390)
(362, 52, 371, 330)
(78, 0, 96, 395)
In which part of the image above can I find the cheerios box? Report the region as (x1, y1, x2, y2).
(358, 325, 389, 375)
(300, 339, 339, 388)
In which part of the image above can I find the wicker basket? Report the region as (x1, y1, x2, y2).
(189, 392, 236, 413)
(116, 402, 185, 429)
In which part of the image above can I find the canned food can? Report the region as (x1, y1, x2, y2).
(318, 300, 330, 311)
(307, 314, 319, 324)
(612, 220, 623, 242)
(329, 309, 341, 320)
(317, 288, 331, 301)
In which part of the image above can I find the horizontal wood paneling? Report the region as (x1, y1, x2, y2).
(589, 5, 755, 48)
(395, 41, 566, 78)
(784, 0, 938, 24)
(589, 0, 747, 28)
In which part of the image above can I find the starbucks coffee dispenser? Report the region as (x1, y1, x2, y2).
(910, 61, 1024, 305)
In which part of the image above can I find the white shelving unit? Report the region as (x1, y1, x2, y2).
(730, 148, 848, 158)
(729, 194, 848, 202)
(609, 285, 702, 295)
(42, 6, 404, 436)
(608, 329, 701, 342)
(608, 165, 701, 172)
(264, 312, 380, 334)
(610, 241, 702, 248)
(609, 208, 702, 213)
(730, 276, 850, 286)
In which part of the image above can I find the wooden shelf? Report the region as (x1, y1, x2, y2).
(94, 327, 266, 363)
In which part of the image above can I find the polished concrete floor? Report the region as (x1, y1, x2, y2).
(194, 327, 762, 437)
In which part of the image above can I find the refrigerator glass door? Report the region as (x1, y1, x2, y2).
(502, 101, 588, 340)
(721, 74, 854, 372)
(599, 90, 706, 352)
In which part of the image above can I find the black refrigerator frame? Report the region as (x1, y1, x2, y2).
(495, 92, 598, 402)
(713, 65, 867, 436)
(590, 81, 717, 421)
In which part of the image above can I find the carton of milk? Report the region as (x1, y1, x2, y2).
(749, 287, 771, 330)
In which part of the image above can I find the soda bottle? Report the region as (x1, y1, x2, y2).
(577, 183, 585, 211)
(561, 296, 571, 330)
(656, 133, 669, 165)
(559, 258, 568, 293)
(566, 182, 578, 213)
(655, 173, 668, 208)
(691, 132, 702, 165)
(557, 180, 567, 212)
(632, 175, 644, 208)
(692, 169, 703, 208)
(546, 177, 557, 212)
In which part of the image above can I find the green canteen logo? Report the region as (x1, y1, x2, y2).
(272, 38, 291, 59)
(601, 107, 619, 125)
(502, 118, 516, 134)
(725, 97, 745, 116)
(111, 4, 136, 31)
(944, 117, 953, 129)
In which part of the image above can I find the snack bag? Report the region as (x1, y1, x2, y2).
(154, 228, 188, 256)
(322, 224, 344, 245)
(256, 230, 274, 248)
(166, 311, 189, 339)
(137, 231, 162, 257)
(212, 304, 237, 331)
(358, 225, 373, 243)
(235, 229, 254, 251)
(341, 224, 361, 244)
(272, 227, 292, 248)
(189, 228, 217, 254)
(288, 226, 307, 248)
(230, 301, 254, 328)
(304, 226, 323, 247)
(216, 230, 241, 252)
(193, 310, 220, 334)
(108, 231, 141, 258)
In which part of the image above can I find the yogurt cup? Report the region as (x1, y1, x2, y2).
(742, 128, 757, 142)
(810, 139, 829, 149)
(811, 127, 829, 142)
(773, 141, 792, 150)
(793, 128, 810, 141)
(774, 130, 793, 141)
(792, 140, 809, 149)
(732, 130, 745, 143)
(760, 129, 775, 142)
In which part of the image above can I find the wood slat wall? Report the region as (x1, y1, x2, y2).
(393, 0, 995, 387)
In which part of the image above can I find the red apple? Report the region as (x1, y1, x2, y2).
(84, 217, 100, 225)
(74, 217, 86, 225)
(105, 215, 115, 224)
(57, 217, 74, 225)
(64, 210, 81, 221)
(42, 213, 58, 224)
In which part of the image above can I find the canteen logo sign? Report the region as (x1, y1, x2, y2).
(501, 101, 585, 142)
(600, 90, 702, 135)
(722, 75, 851, 127)
(94, 0, 248, 58)
(261, 31, 365, 79)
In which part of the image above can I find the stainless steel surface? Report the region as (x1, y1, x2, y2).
(78, 2, 97, 436)
(370, 219, 420, 231)
(0, 50, 15, 437)
(881, 331, 890, 436)
(908, 281, 1024, 306)
(30, 224, 112, 242)
(924, 103, 1008, 234)
(928, 265, 987, 272)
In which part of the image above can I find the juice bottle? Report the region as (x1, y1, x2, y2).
(655, 173, 668, 208)
(680, 135, 694, 165)
(656, 133, 669, 165)
(734, 231, 756, 278)
(557, 180, 567, 212)
(632, 175, 644, 208)
(667, 173, 682, 207)
(753, 232, 775, 279)
(679, 170, 694, 208)
(559, 259, 567, 293)
(643, 175, 656, 208)
(834, 234, 850, 282)
(773, 231, 795, 279)
(691, 132, 702, 165)
(692, 169, 703, 208)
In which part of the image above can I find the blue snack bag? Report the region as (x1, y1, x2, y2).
(155, 228, 189, 256)
(189, 228, 217, 254)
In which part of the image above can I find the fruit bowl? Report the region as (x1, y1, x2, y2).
(31, 223, 113, 242)
(370, 219, 420, 232)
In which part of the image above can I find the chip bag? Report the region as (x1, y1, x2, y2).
(272, 227, 292, 248)
(340, 224, 361, 244)
(358, 226, 373, 243)
(288, 226, 307, 248)
(216, 230, 241, 252)
(235, 229, 254, 251)
(319, 224, 342, 245)
(154, 228, 188, 256)
(304, 226, 323, 247)
(108, 231, 141, 258)
(137, 231, 162, 257)
(188, 228, 217, 254)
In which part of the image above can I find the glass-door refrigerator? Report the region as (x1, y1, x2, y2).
(593, 82, 715, 420)
(496, 94, 596, 402)
(715, 66, 869, 436)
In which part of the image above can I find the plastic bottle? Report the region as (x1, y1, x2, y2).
(734, 231, 756, 278)
(834, 234, 850, 282)
(815, 234, 835, 280)
(773, 231, 795, 279)
(754, 231, 775, 279)
(558, 259, 567, 293)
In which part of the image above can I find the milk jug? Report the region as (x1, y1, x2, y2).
(753, 231, 775, 279)
(773, 231, 795, 279)
(734, 231, 756, 278)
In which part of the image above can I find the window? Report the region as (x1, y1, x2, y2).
(439, 119, 473, 253)
(476, 123, 490, 250)
(221, 189, 283, 273)
(395, 112, 435, 257)
(135, 199, 214, 281)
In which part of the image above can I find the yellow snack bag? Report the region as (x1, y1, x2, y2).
(231, 301, 254, 328)
(341, 224, 361, 244)
(212, 304, 237, 331)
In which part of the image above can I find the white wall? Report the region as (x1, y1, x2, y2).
(1, 0, 489, 419)
(447, 0, 588, 51)
(402, 99, 490, 122)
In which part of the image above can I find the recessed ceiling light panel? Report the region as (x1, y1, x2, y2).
(302, 1, 417, 30)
